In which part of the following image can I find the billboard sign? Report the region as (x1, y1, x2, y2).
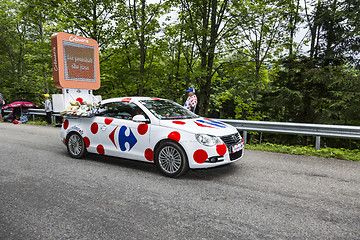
(51, 32, 100, 89)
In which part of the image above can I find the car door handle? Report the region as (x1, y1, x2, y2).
(101, 125, 107, 131)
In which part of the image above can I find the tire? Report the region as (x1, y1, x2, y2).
(154, 141, 189, 178)
(66, 132, 87, 159)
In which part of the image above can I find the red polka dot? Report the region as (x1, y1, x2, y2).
(105, 117, 113, 125)
(121, 98, 132, 102)
(144, 148, 153, 161)
(76, 97, 84, 104)
(193, 149, 208, 164)
(138, 123, 148, 135)
(172, 121, 186, 125)
(216, 143, 227, 156)
(91, 123, 98, 134)
(97, 145, 105, 155)
(63, 119, 69, 130)
(150, 97, 161, 100)
(168, 131, 181, 142)
(63, 138, 66, 144)
(84, 137, 90, 148)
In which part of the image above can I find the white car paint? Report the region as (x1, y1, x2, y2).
(61, 97, 244, 176)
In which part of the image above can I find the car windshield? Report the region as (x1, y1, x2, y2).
(140, 99, 198, 120)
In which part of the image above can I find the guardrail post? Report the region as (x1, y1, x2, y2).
(315, 136, 321, 151)
(243, 131, 247, 144)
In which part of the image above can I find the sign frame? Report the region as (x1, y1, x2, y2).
(51, 32, 100, 90)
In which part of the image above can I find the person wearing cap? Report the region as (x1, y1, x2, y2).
(43, 94, 53, 125)
(0, 93, 5, 122)
(184, 87, 198, 113)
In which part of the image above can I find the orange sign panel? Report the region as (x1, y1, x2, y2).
(51, 32, 100, 89)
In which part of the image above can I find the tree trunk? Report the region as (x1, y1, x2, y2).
(138, 0, 146, 95)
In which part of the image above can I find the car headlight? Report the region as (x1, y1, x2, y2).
(195, 134, 222, 147)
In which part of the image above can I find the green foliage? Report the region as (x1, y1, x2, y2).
(0, 0, 58, 106)
(98, 0, 171, 99)
(263, 58, 360, 125)
(27, 120, 52, 126)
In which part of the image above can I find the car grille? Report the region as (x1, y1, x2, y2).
(230, 149, 243, 161)
(220, 132, 241, 148)
(220, 132, 243, 161)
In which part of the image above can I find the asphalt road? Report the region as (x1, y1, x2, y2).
(0, 122, 359, 239)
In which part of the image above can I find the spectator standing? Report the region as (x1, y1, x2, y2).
(44, 94, 53, 125)
(184, 87, 198, 113)
(0, 93, 5, 121)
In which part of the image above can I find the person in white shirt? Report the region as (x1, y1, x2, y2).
(184, 88, 198, 113)
(44, 94, 53, 124)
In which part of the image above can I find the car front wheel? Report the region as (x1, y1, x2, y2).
(154, 141, 189, 177)
(66, 132, 87, 159)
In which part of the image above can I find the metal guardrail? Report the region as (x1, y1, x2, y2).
(217, 119, 360, 150)
(3, 108, 60, 123)
(4, 109, 360, 150)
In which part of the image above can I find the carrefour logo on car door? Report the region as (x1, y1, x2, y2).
(118, 126, 137, 151)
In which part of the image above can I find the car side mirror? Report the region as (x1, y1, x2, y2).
(132, 114, 149, 123)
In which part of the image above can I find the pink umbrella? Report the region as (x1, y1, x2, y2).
(2, 101, 37, 110)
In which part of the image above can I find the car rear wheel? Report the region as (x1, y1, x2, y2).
(155, 141, 189, 177)
(66, 132, 87, 159)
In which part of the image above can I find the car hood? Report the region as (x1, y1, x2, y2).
(159, 117, 237, 136)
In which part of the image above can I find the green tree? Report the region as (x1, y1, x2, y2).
(44, 0, 118, 49)
(209, 54, 270, 120)
(282, 0, 302, 57)
(230, 0, 287, 90)
(177, 0, 236, 116)
(0, 0, 55, 104)
(305, 0, 360, 67)
(99, 0, 171, 98)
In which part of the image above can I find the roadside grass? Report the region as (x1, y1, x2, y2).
(27, 120, 53, 126)
(246, 143, 360, 162)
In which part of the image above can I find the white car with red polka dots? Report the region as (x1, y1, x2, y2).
(61, 97, 244, 177)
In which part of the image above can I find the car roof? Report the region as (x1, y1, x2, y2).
(101, 96, 164, 104)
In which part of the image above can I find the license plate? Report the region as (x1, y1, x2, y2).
(232, 143, 242, 153)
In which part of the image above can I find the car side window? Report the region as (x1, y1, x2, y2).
(97, 102, 149, 121)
